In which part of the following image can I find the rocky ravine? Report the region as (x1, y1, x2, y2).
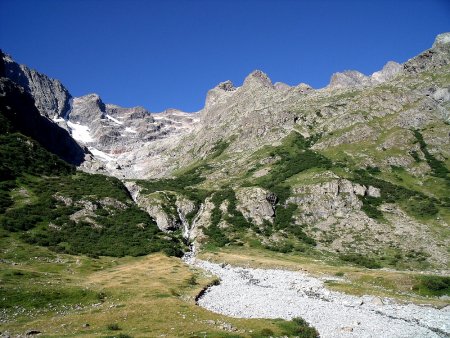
(185, 256, 450, 338)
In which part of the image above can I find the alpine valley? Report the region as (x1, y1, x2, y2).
(0, 33, 449, 338)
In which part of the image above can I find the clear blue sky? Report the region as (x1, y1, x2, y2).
(0, 0, 449, 112)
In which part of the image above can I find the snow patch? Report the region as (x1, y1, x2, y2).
(88, 147, 116, 162)
(106, 114, 123, 125)
(125, 127, 137, 134)
(67, 121, 93, 143)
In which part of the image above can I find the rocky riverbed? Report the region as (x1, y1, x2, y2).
(184, 255, 450, 338)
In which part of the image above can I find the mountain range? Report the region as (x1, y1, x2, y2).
(0, 33, 449, 271)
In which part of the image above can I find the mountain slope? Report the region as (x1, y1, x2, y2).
(124, 32, 450, 270)
(0, 78, 183, 258)
(1, 33, 449, 271)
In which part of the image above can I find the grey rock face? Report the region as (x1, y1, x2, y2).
(404, 34, 450, 73)
(274, 82, 290, 91)
(371, 61, 402, 83)
(1, 50, 72, 118)
(328, 70, 371, 89)
(205, 80, 237, 109)
(70, 94, 106, 125)
(235, 187, 275, 225)
(328, 61, 402, 89)
(243, 70, 274, 88)
(68, 93, 199, 178)
(288, 179, 366, 224)
(0, 78, 85, 165)
(432, 32, 450, 48)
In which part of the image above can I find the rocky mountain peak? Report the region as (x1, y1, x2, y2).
(274, 82, 291, 91)
(328, 70, 370, 89)
(204, 80, 237, 109)
(69, 93, 106, 125)
(243, 70, 274, 88)
(217, 80, 236, 92)
(1, 50, 72, 118)
(433, 32, 450, 48)
(371, 61, 402, 83)
(295, 82, 313, 93)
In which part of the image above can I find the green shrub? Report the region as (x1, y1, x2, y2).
(107, 323, 120, 331)
(278, 317, 319, 338)
(186, 275, 198, 286)
(251, 328, 274, 338)
(413, 275, 450, 296)
(359, 195, 384, 220)
(339, 253, 381, 269)
(0, 133, 74, 179)
(409, 150, 421, 163)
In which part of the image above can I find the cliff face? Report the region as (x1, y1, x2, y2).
(0, 78, 85, 165)
(1, 50, 72, 119)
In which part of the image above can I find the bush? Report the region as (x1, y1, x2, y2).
(1, 173, 184, 257)
(107, 323, 120, 331)
(413, 275, 450, 296)
(339, 253, 381, 269)
(251, 328, 274, 338)
(359, 195, 384, 220)
(279, 317, 319, 338)
(0, 133, 74, 179)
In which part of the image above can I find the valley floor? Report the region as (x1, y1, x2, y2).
(0, 238, 317, 337)
(2, 238, 449, 337)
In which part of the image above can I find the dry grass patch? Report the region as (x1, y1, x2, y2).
(1, 241, 299, 337)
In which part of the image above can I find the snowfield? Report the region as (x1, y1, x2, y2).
(67, 121, 93, 143)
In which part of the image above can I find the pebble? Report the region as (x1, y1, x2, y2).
(185, 256, 450, 338)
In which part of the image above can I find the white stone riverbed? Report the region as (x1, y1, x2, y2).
(184, 255, 450, 338)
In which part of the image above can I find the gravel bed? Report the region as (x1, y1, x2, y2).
(184, 255, 450, 338)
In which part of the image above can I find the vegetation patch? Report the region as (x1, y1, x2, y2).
(412, 129, 449, 182)
(254, 132, 331, 203)
(0, 130, 183, 258)
(339, 253, 381, 269)
(353, 168, 444, 220)
(413, 275, 450, 297)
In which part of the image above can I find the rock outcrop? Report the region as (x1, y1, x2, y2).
(1, 50, 72, 118)
(328, 61, 402, 89)
(236, 187, 275, 225)
(288, 179, 379, 224)
(328, 70, 372, 89)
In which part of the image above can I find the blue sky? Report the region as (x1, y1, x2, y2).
(0, 0, 449, 112)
